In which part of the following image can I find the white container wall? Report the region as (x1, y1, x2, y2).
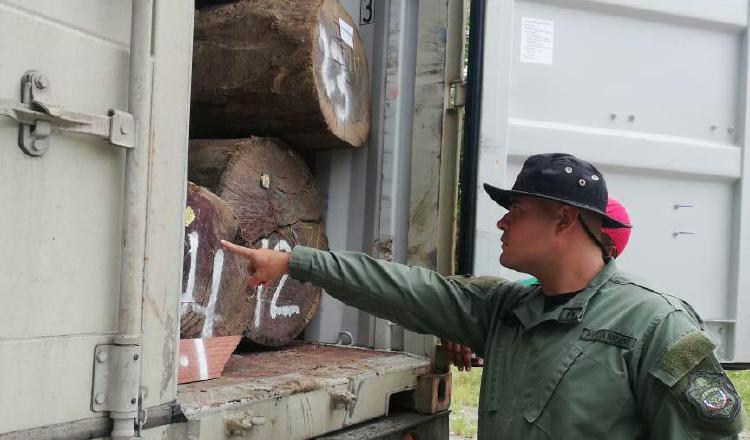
(474, 0, 750, 362)
(0, 0, 193, 434)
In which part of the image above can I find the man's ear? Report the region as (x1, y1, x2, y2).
(556, 206, 579, 234)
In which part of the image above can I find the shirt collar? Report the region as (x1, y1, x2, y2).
(511, 259, 619, 329)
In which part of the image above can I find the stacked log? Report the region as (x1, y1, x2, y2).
(189, 137, 328, 346)
(180, 183, 251, 338)
(183, 0, 365, 353)
(191, 0, 370, 149)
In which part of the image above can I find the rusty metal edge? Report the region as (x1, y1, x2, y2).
(0, 401, 186, 440)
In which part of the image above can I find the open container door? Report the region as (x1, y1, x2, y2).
(0, 1, 194, 438)
(469, 0, 750, 364)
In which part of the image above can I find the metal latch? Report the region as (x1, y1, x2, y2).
(0, 70, 135, 156)
(447, 80, 467, 110)
(91, 344, 141, 413)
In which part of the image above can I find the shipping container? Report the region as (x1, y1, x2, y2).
(2, 0, 748, 439)
(0, 0, 463, 438)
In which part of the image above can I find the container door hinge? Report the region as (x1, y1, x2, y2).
(91, 344, 142, 414)
(447, 80, 466, 110)
(0, 70, 135, 156)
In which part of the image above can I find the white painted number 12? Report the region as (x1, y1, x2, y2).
(254, 239, 301, 328)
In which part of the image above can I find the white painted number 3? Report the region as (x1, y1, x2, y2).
(254, 239, 301, 328)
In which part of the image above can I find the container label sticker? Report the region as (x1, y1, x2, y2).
(520, 17, 554, 65)
(339, 18, 354, 49)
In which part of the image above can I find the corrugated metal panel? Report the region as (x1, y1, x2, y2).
(474, 0, 750, 362)
(307, 0, 461, 357)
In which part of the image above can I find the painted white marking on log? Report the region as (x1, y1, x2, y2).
(254, 239, 301, 325)
(194, 338, 209, 380)
(180, 231, 204, 317)
(318, 22, 351, 123)
(201, 248, 225, 337)
(179, 355, 189, 368)
(270, 240, 300, 319)
(254, 239, 270, 328)
(181, 231, 199, 303)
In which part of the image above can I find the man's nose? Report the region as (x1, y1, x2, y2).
(497, 214, 509, 231)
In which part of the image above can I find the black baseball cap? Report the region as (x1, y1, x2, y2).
(483, 153, 631, 229)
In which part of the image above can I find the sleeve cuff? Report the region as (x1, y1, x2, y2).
(289, 245, 316, 281)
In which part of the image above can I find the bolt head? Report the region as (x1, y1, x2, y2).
(131, 397, 137, 405)
(133, 354, 139, 361)
(96, 351, 108, 363)
(95, 393, 106, 405)
(120, 125, 129, 135)
(609, 113, 617, 120)
(35, 76, 48, 89)
(628, 115, 636, 122)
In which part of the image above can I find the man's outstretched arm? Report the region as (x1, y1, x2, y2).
(221, 241, 499, 353)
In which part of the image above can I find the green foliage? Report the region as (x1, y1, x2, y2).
(450, 366, 482, 438)
(727, 370, 750, 411)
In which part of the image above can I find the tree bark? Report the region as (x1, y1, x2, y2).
(181, 182, 252, 339)
(191, 0, 370, 150)
(188, 137, 327, 346)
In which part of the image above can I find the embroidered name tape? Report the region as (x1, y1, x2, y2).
(581, 328, 637, 349)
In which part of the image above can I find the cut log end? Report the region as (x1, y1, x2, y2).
(180, 183, 252, 339)
(188, 138, 329, 346)
(312, 0, 370, 148)
(190, 0, 370, 149)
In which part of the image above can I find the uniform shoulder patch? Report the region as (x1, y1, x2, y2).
(684, 369, 741, 424)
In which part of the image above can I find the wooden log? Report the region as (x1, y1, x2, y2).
(188, 137, 327, 346)
(191, 0, 370, 150)
(180, 182, 253, 339)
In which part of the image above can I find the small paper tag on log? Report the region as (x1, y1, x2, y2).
(339, 18, 354, 48)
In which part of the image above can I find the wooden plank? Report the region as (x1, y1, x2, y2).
(178, 336, 241, 384)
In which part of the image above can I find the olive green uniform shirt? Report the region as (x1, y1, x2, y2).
(289, 246, 746, 439)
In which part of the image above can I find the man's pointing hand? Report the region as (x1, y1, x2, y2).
(220, 240, 291, 288)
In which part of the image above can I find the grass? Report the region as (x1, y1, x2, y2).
(449, 368, 750, 439)
(449, 366, 482, 438)
(728, 370, 750, 408)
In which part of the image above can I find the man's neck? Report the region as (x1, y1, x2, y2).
(534, 250, 605, 296)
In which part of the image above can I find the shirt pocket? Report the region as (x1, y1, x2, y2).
(523, 343, 631, 438)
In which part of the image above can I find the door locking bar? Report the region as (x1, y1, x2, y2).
(0, 70, 135, 156)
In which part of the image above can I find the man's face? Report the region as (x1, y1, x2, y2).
(496, 196, 559, 272)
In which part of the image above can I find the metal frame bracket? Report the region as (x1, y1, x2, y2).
(91, 344, 141, 413)
(0, 70, 136, 156)
(447, 80, 466, 110)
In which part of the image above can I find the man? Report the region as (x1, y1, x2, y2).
(222, 153, 745, 439)
(445, 196, 633, 371)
